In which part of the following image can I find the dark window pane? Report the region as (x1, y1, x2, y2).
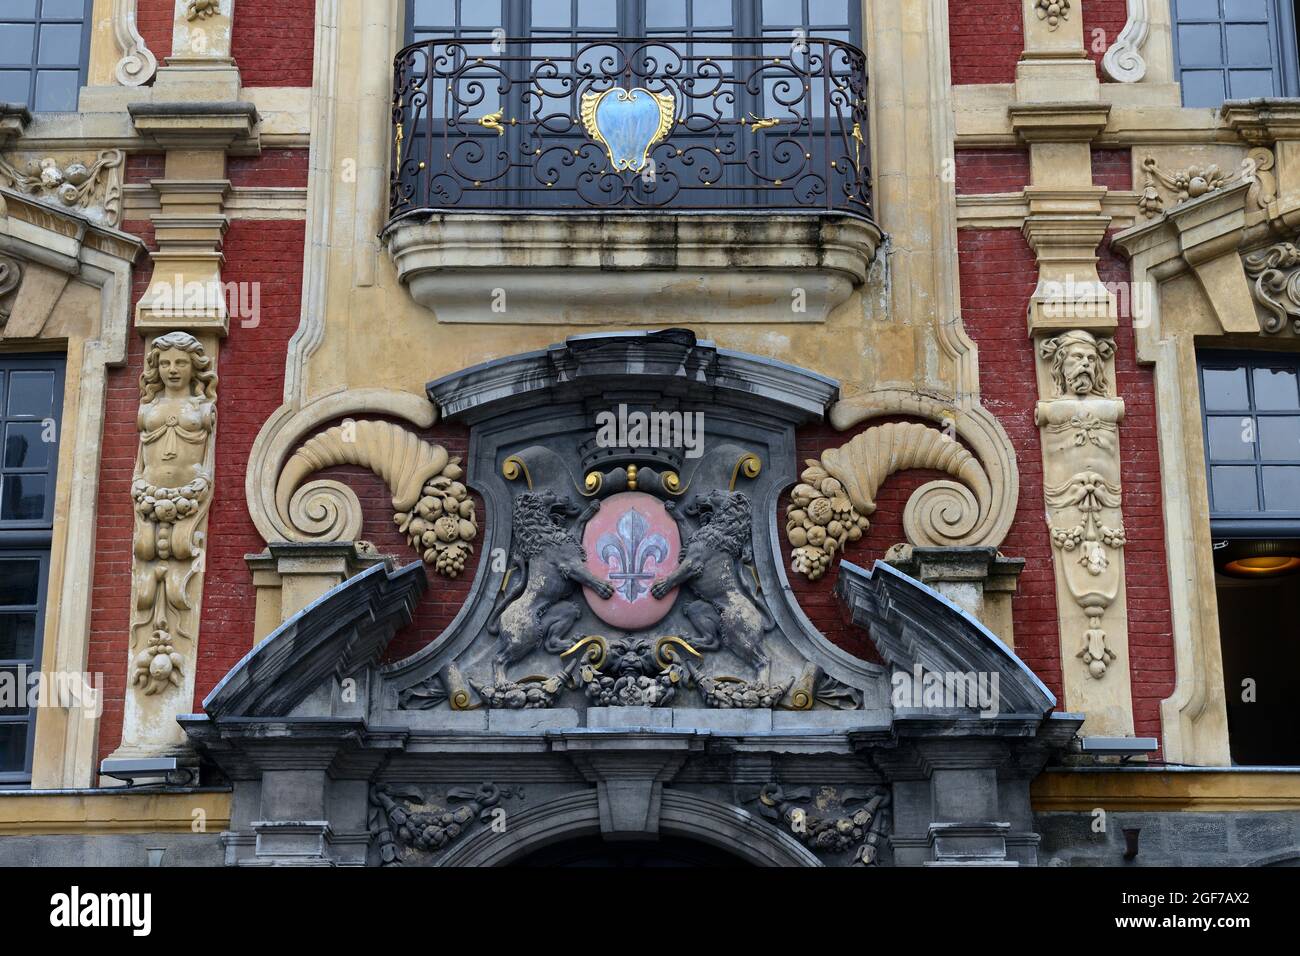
(0, 722, 28, 772)
(577, 0, 616, 27)
(1211, 465, 1259, 510)
(1262, 466, 1300, 511)
(646, 0, 686, 28)
(1180, 0, 1223, 17)
(0, 670, 29, 715)
(0, 614, 36, 661)
(532, 0, 570, 28)
(809, 0, 849, 24)
(1224, 0, 1269, 18)
(4, 421, 52, 469)
(692, 0, 731, 27)
(0, 24, 35, 62)
(0, 474, 45, 520)
(1254, 366, 1299, 409)
(1203, 365, 1248, 409)
(1260, 417, 1300, 460)
(1182, 69, 1227, 106)
(6, 371, 53, 419)
(1225, 24, 1270, 65)
(42, 0, 86, 16)
(460, 0, 501, 27)
(1229, 69, 1277, 98)
(1207, 415, 1255, 459)
(0, 70, 28, 105)
(0, 560, 38, 606)
(413, 0, 454, 24)
(763, 0, 801, 21)
(33, 68, 77, 110)
(36, 23, 81, 65)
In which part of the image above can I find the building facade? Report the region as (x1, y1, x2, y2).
(0, 0, 1298, 867)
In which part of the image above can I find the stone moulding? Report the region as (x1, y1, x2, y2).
(245, 388, 438, 547)
(1101, 0, 1149, 84)
(275, 419, 478, 577)
(1243, 239, 1300, 334)
(112, 0, 158, 88)
(787, 421, 996, 581)
(383, 212, 883, 325)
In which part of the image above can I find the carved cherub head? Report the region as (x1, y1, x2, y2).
(140, 330, 218, 402)
(1040, 330, 1115, 398)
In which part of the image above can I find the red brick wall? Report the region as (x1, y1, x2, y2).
(137, 0, 173, 65)
(956, 149, 1031, 194)
(1092, 148, 1134, 191)
(955, 227, 1177, 749)
(231, 0, 316, 88)
(949, 0, 1023, 86)
(228, 149, 311, 188)
(1082, 0, 1132, 80)
(957, 228, 1064, 699)
(1098, 235, 1177, 743)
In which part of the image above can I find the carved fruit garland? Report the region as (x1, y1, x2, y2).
(277, 420, 477, 577)
(787, 422, 992, 581)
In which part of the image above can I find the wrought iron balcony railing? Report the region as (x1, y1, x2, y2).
(388, 34, 872, 223)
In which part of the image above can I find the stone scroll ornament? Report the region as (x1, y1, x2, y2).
(1036, 331, 1126, 679)
(130, 332, 217, 695)
(276, 420, 477, 577)
(1244, 240, 1300, 335)
(786, 422, 994, 581)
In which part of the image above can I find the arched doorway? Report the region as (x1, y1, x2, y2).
(512, 835, 750, 867)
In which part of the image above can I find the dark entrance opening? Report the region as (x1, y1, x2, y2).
(511, 835, 750, 867)
(1215, 546, 1300, 765)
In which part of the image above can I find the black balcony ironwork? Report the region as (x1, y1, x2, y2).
(388, 34, 872, 223)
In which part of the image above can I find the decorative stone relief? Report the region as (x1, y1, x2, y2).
(1034, 0, 1070, 30)
(129, 332, 217, 695)
(276, 419, 477, 577)
(0, 151, 124, 226)
(1244, 240, 1300, 334)
(113, 0, 158, 87)
(1035, 331, 1125, 679)
(1138, 149, 1275, 218)
(186, 0, 220, 20)
(0, 255, 21, 327)
(369, 783, 520, 865)
(1101, 0, 1148, 83)
(750, 784, 891, 865)
(786, 422, 994, 581)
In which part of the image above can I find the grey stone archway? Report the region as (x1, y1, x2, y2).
(440, 789, 822, 867)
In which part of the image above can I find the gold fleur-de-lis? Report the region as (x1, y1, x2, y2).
(478, 109, 506, 136)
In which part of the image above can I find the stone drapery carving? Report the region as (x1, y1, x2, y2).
(0, 255, 21, 327)
(130, 332, 217, 695)
(0, 151, 124, 226)
(113, 0, 158, 87)
(1034, 0, 1070, 30)
(1101, 0, 1148, 83)
(369, 783, 518, 865)
(1243, 240, 1300, 335)
(1138, 149, 1276, 219)
(277, 419, 478, 577)
(786, 422, 993, 581)
(750, 784, 891, 865)
(1036, 331, 1125, 679)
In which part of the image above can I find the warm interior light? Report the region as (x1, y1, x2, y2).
(1222, 555, 1300, 577)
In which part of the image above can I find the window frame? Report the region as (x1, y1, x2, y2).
(0, 0, 94, 114)
(1170, 0, 1300, 107)
(0, 352, 65, 786)
(1198, 349, 1300, 538)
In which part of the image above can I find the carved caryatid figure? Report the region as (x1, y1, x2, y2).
(1036, 330, 1126, 679)
(130, 331, 217, 695)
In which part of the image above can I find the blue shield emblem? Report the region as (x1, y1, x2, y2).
(580, 87, 676, 173)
